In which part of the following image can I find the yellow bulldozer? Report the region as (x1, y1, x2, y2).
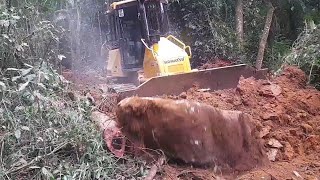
(101, 0, 268, 100)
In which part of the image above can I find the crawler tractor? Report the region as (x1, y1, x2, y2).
(101, 0, 267, 100)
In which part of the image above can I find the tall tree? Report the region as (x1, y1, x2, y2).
(255, 2, 275, 70)
(235, 0, 244, 46)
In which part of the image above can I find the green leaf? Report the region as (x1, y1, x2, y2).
(2, 34, 9, 39)
(11, 15, 20, 20)
(0, 81, 6, 90)
(2, 11, 9, 16)
(14, 106, 25, 112)
(22, 42, 29, 47)
(58, 54, 66, 61)
(24, 63, 33, 68)
(7, 68, 20, 71)
(20, 68, 33, 76)
(18, 81, 30, 91)
(43, 74, 50, 80)
(34, 92, 46, 101)
(9, 20, 17, 24)
(21, 126, 30, 131)
(15, 129, 21, 139)
(0, 20, 9, 27)
(12, 76, 21, 82)
(38, 83, 46, 89)
(15, 45, 24, 52)
(29, 166, 41, 169)
(41, 167, 54, 178)
(24, 74, 36, 82)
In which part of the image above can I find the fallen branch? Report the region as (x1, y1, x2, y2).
(144, 156, 166, 180)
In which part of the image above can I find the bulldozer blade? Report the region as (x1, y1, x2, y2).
(117, 64, 268, 100)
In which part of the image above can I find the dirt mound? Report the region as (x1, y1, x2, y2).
(160, 66, 320, 179)
(275, 65, 308, 89)
(169, 66, 320, 159)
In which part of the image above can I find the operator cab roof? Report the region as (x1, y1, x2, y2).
(110, 0, 138, 11)
(108, 0, 169, 12)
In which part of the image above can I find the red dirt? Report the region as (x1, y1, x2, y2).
(159, 66, 320, 179)
(172, 66, 320, 161)
(64, 65, 320, 179)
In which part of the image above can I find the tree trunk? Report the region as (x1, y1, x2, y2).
(255, 3, 275, 70)
(235, 0, 244, 46)
(68, 1, 82, 71)
(75, 3, 81, 69)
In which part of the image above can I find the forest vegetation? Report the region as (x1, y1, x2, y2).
(0, 0, 319, 179)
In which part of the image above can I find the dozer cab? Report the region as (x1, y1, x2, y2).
(101, 0, 268, 100)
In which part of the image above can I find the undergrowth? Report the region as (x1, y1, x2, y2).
(281, 21, 320, 89)
(0, 63, 148, 180)
(0, 5, 147, 180)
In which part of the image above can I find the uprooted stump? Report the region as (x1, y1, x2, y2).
(115, 97, 269, 171)
(91, 111, 126, 158)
